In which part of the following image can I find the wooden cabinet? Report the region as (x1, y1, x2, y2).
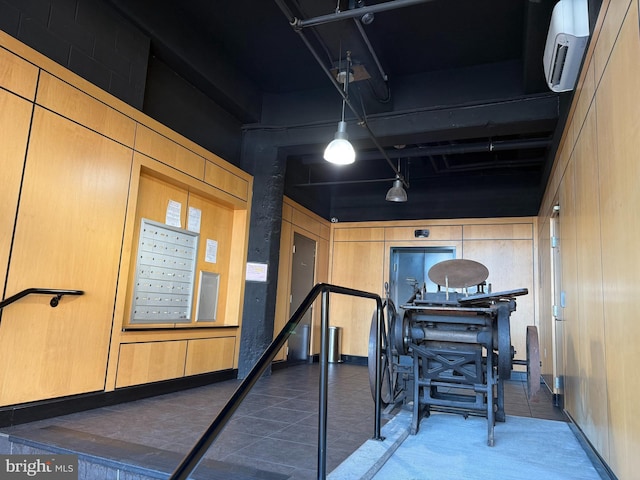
(0, 34, 252, 406)
(115, 336, 236, 387)
(121, 163, 239, 329)
(204, 160, 250, 202)
(0, 90, 33, 295)
(185, 337, 236, 376)
(134, 125, 206, 179)
(36, 73, 136, 147)
(0, 47, 38, 99)
(0, 108, 132, 405)
(116, 341, 188, 388)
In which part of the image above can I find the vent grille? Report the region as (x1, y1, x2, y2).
(550, 43, 569, 87)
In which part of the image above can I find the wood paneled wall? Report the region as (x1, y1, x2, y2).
(0, 32, 252, 405)
(537, 0, 640, 477)
(329, 218, 537, 359)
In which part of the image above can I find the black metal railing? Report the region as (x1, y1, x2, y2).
(0, 288, 84, 311)
(170, 283, 385, 480)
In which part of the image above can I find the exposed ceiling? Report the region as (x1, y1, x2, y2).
(106, 0, 576, 222)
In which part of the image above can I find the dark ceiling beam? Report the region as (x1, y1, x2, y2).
(105, 0, 262, 123)
(274, 0, 407, 185)
(300, 137, 552, 164)
(249, 94, 560, 149)
(360, 94, 559, 142)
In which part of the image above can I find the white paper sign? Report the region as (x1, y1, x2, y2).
(246, 262, 268, 282)
(165, 200, 182, 227)
(188, 206, 202, 233)
(205, 239, 218, 263)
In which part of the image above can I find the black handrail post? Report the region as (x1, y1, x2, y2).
(169, 283, 384, 480)
(374, 297, 384, 440)
(317, 287, 330, 480)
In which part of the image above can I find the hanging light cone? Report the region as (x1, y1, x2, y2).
(386, 178, 408, 202)
(324, 121, 355, 165)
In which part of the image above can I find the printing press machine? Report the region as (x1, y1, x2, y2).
(369, 259, 541, 446)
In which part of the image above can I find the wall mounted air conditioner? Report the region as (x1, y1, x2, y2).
(543, 0, 590, 92)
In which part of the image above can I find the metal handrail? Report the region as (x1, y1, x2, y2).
(170, 283, 385, 480)
(0, 288, 84, 310)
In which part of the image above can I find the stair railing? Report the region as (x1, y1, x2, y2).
(170, 283, 385, 480)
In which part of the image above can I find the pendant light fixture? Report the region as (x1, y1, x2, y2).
(386, 158, 408, 202)
(324, 53, 355, 165)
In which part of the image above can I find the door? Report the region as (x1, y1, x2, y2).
(550, 205, 564, 399)
(288, 232, 316, 361)
(389, 247, 456, 308)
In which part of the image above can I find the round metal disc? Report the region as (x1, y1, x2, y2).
(392, 311, 409, 355)
(428, 259, 489, 288)
(368, 311, 392, 405)
(526, 325, 541, 398)
(497, 305, 512, 380)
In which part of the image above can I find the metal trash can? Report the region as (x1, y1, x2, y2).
(328, 326, 343, 363)
(289, 323, 310, 361)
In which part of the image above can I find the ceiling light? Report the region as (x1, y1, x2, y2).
(325, 52, 355, 165)
(324, 120, 355, 165)
(386, 158, 408, 202)
(386, 177, 408, 202)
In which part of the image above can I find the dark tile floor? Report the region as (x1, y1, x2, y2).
(1, 363, 566, 480)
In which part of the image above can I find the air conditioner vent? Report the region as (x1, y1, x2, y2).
(543, 0, 589, 92)
(550, 44, 569, 88)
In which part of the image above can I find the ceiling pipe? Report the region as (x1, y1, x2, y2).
(438, 158, 545, 173)
(274, 0, 409, 188)
(412, 138, 551, 156)
(294, 154, 545, 187)
(347, 0, 390, 100)
(293, 0, 434, 29)
(353, 18, 389, 88)
(294, 177, 397, 187)
(300, 137, 552, 164)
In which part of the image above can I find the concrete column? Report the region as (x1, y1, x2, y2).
(237, 130, 286, 378)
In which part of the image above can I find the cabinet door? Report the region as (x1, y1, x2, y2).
(116, 341, 188, 388)
(185, 337, 236, 375)
(0, 108, 132, 405)
(0, 91, 33, 294)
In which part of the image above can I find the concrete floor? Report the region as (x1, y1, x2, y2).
(1, 363, 600, 480)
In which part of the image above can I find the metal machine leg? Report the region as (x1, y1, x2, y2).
(486, 349, 495, 447)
